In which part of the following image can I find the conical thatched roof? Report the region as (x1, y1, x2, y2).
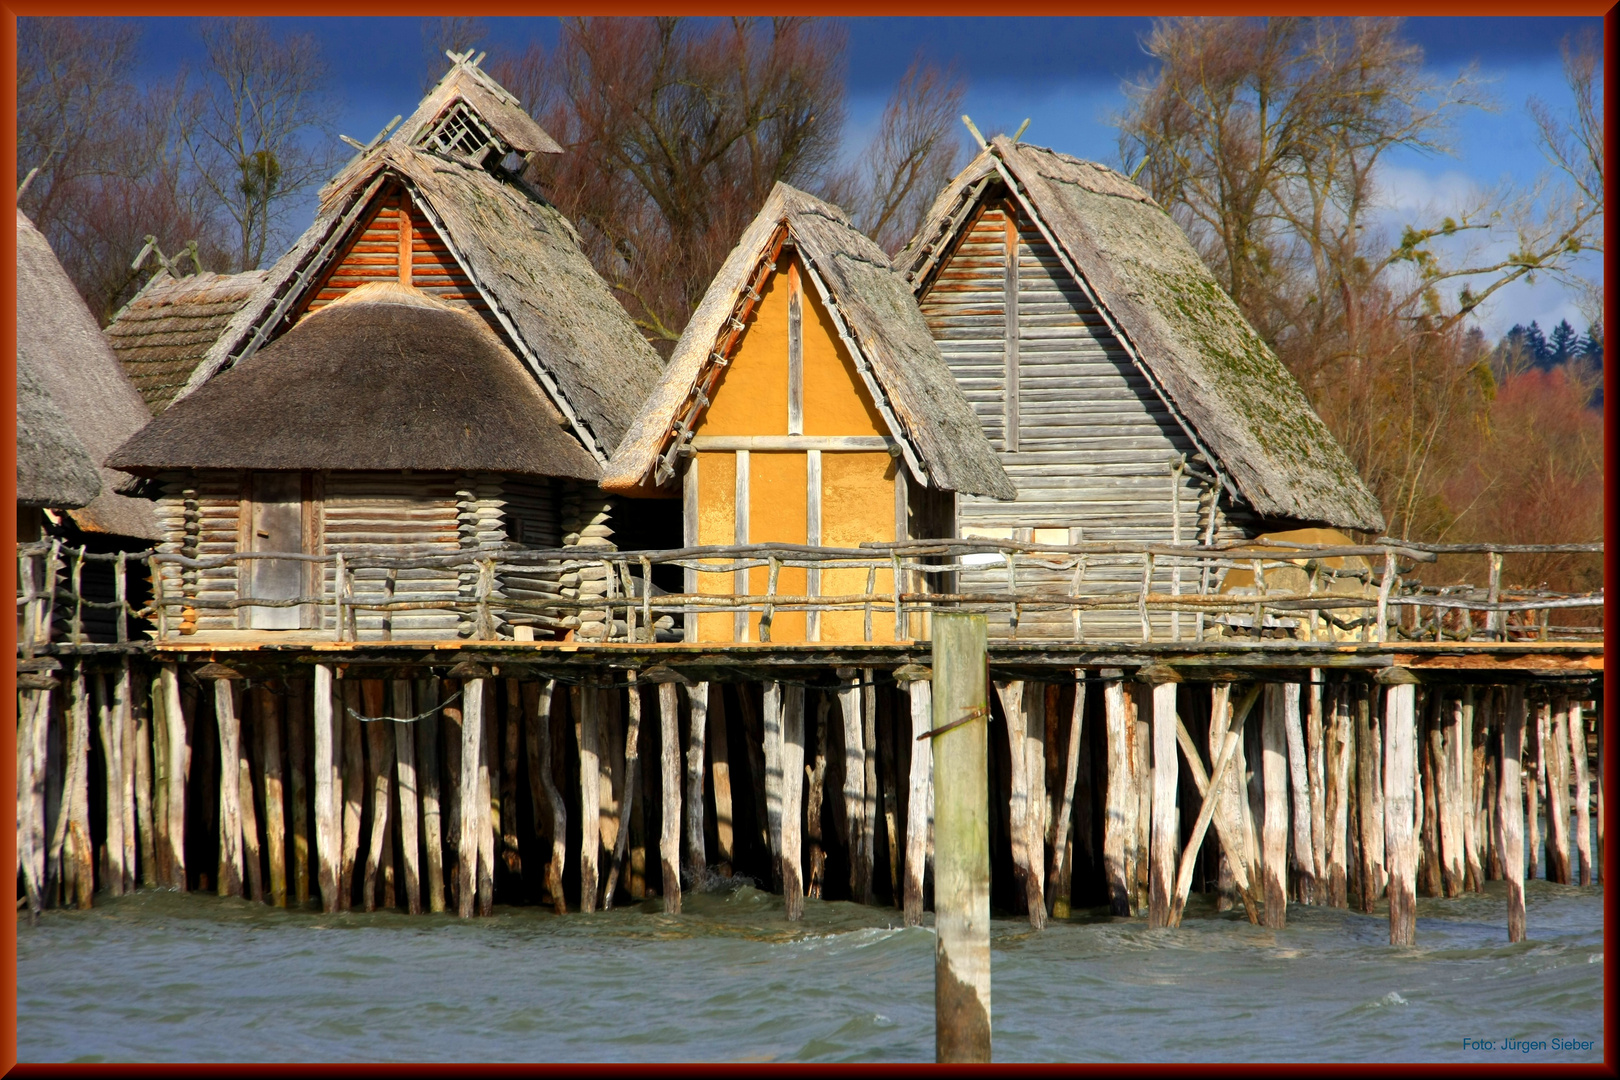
(606, 182, 1014, 500)
(896, 137, 1384, 533)
(109, 283, 599, 480)
(179, 133, 659, 466)
(15, 210, 161, 539)
(16, 361, 102, 509)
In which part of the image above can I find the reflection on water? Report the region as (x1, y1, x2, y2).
(18, 879, 1602, 1063)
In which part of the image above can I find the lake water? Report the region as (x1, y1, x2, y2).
(16, 880, 1603, 1063)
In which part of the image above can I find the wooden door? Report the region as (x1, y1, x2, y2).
(247, 471, 305, 630)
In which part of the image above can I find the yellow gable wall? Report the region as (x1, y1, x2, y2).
(690, 253, 898, 643)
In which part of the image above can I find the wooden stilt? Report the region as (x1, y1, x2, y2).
(709, 685, 734, 875)
(1148, 679, 1179, 928)
(1437, 695, 1467, 897)
(1131, 687, 1151, 915)
(1306, 673, 1327, 892)
(160, 665, 187, 890)
(603, 676, 643, 910)
(1174, 684, 1262, 924)
(457, 678, 484, 918)
(1169, 691, 1244, 927)
(903, 675, 933, 925)
(1260, 684, 1289, 929)
(1383, 678, 1419, 946)
(1419, 696, 1442, 898)
(340, 680, 365, 911)
(1544, 697, 1571, 884)
(238, 684, 264, 904)
(522, 680, 566, 913)
(117, 667, 135, 897)
(659, 682, 682, 913)
(994, 680, 1042, 926)
(287, 679, 310, 907)
(1528, 701, 1545, 880)
(18, 688, 49, 914)
(1281, 681, 1315, 904)
(477, 687, 495, 916)
(1048, 673, 1085, 920)
(501, 680, 522, 883)
(258, 685, 287, 908)
(442, 682, 463, 912)
(1101, 676, 1135, 916)
(1459, 688, 1480, 891)
(97, 673, 126, 896)
(1500, 686, 1527, 942)
(361, 681, 391, 913)
(574, 683, 600, 913)
(931, 613, 991, 1063)
(1325, 683, 1352, 907)
(862, 668, 881, 906)
(684, 682, 709, 885)
(762, 680, 785, 884)
(1568, 700, 1591, 885)
(312, 664, 339, 913)
(1023, 684, 1048, 923)
(417, 679, 445, 914)
(214, 678, 244, 899)
(134, 678, 155, 888)
(806, 691, 830, 900)
(393, 680, 421, 915)
(837, 668, 870, 903)
(781, 684, 806, 920)
(1355, 683, 1385, 911)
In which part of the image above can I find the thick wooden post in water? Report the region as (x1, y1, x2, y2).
(393, 680, 422, 915)
(762, 681, 785, 876)
(1325, 683, 1352, 908)
(1544, 697, 1572, 884)
(287, 679, 310, 907)
(1101, 674, 1135, 916)
(96, 674, 126, 896)
(684, 682, 710, 884)
(1147, 676, 1179, 929)
(603, 675, 643, 910)
(836, 668, 872, 903)
(994, 680, 1041, 927)
(1260, 684, 1289, 928)
(257, 685, 287, 908)
(340, 681, 365, 911)
(1355, 683, 1385, 911)
(931, 613, 991, 1064)
(1048, 674, 1085, 920)
(1437, 695, 1466, 897)
(417, 679, 445, 913)
(312, 665, 339, 913)
(708, 686, 735, 874)
(902, 673, 933, 926)
(458, 678, 485, 918)
(659, 682, 682, 913)
(574, 683, 600, 913)
(214, 677, 244, 899)
(1281, 682, 1316, 904)
(1500, 686, 1527, 942)
(1383, 675, 1419, 946)
(781, 684, 806, 920)
(1567, 700, 1591, 885)
(362, 681, 393, 913)
(523, 680, 565, 913)
(160, 664, 188, 890)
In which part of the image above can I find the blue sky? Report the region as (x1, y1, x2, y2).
(124, 15, 1603, 340)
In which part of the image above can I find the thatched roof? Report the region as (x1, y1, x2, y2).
(605, 182, 1014, 500)
(180, 142, 662, 464)
(104, 269, 267, 414)
(394, 53, 563, 157)
(15, 210, 161, 539)
(897, 137, 1385, 533)
(108, 283, 599, 480)
(16, 361, 102, 509)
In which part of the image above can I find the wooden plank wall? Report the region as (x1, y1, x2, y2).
(919, 200, 1258, 640)
(305, 190, 486, 314)
(323, 472, 462, 638)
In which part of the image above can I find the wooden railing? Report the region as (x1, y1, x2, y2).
(15, 537, 1605, 649)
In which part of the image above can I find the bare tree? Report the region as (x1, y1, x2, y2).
(494, 17, 846, 348)
(827, 55, 968, 254)
(17, 18, 227, 322)
(1116, 17, 1604, 542)
(180, 18, 343, 271)
(1529, 29, 1604, 329)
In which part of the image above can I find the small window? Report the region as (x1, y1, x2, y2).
(424, 101, 501, 164)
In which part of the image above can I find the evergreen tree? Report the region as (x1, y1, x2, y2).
(1548, 319, 1578, 364)
(1522, 320, 1550, 366)
(1580, 322, 1603, 364)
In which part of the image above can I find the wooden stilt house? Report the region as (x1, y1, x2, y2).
(895, 136, 1385, 639)
(605, 182, 1013, 643)
(105, 55, 665, 641)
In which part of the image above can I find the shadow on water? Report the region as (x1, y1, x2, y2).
(18, 877, 1602, 1063)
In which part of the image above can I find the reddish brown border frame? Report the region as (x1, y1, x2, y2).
(2, 6, 1614, 1075)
